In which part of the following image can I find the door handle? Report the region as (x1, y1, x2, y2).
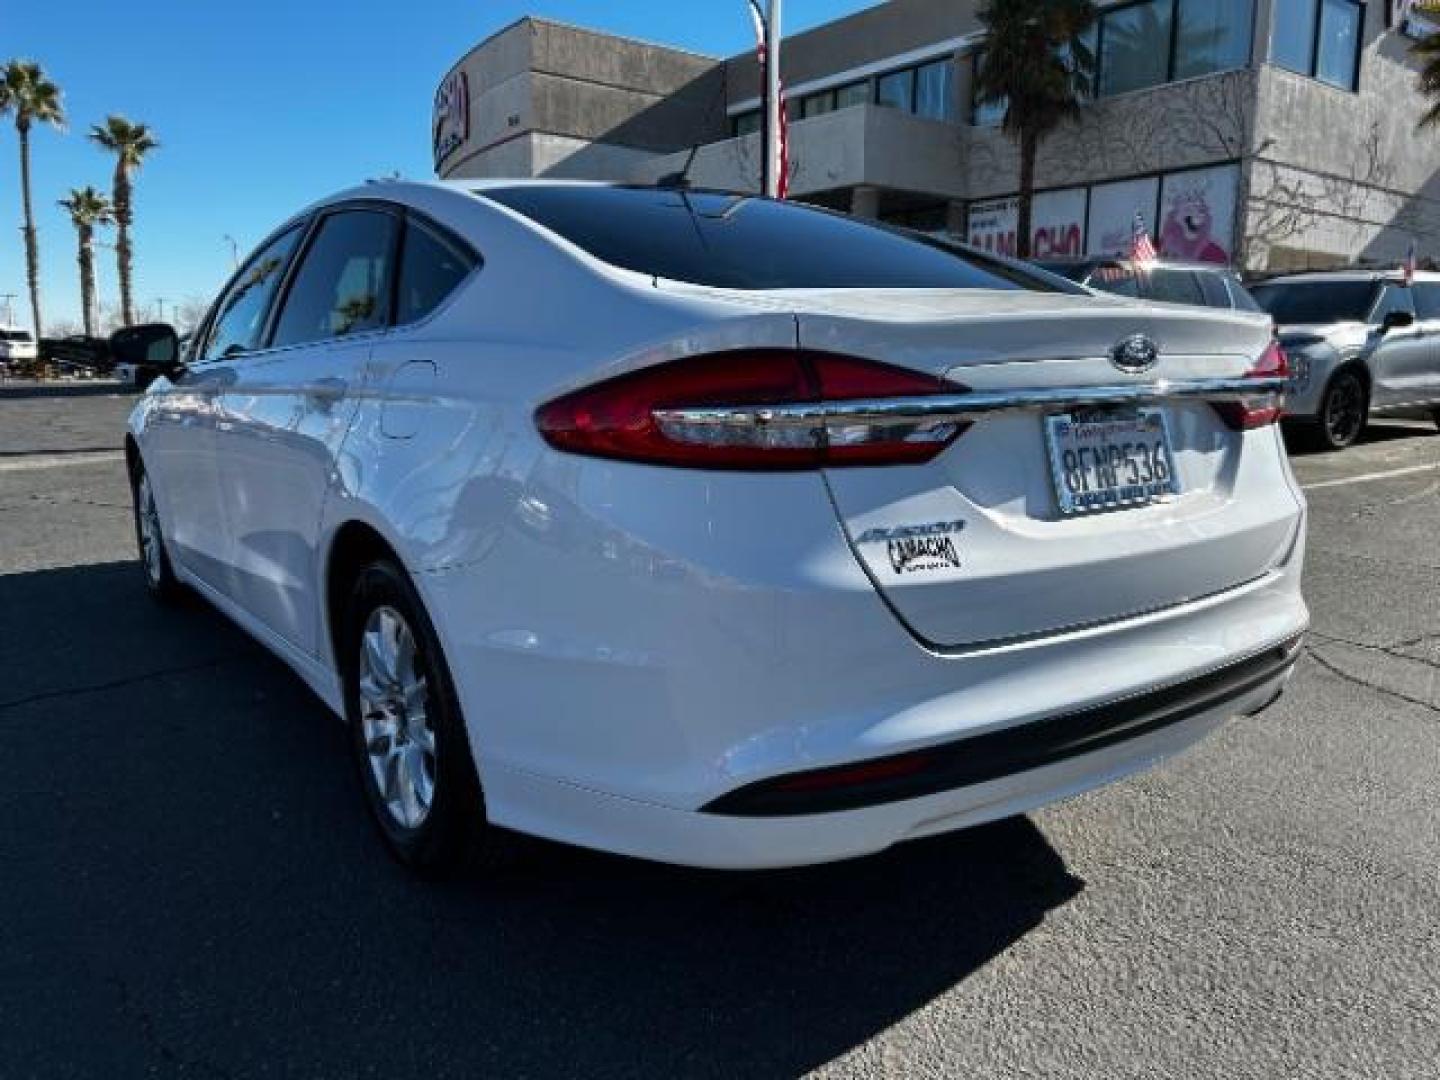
(307, 377, 349, 401)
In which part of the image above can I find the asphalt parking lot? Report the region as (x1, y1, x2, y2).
(1, 387, 1437, 1079)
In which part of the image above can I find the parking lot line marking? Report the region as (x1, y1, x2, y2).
(1302, 462, 1440, 491)
(0, 450, 124, 473)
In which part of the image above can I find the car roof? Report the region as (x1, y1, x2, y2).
(1040, 256, 1237, 273)
(1257, 270, 1440, 286)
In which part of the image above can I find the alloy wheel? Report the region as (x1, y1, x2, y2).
(137, 474, 164, 587)
(358, 606, 437, 830)
(1323, 374, 1365, 447)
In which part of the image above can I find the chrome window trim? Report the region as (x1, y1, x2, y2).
(653, 376, 1287, 430)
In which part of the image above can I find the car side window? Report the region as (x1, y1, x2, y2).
(200, 225, 303, 361)
(1083, 263, 1140, 298)
(1144, 269, 1206, 307)
(1198, 272, 1232, 309)
(1409, 283, 1440, 322)
(1226, 278, 1263, 313)
(270, 209, 398, 348)
(1372, 285, 1417, 325)
(396, 217, 478, 326)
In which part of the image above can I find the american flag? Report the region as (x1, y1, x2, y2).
(1129, 210, 1158, 264)
(748, 0, 789, 198)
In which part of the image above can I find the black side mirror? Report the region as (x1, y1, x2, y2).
(1381, 310, 1415, 333)
(109, 323, 180, 370)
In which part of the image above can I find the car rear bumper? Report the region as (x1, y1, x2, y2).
(416, 452, 1308, 869)
(483, 638, 1299, 869)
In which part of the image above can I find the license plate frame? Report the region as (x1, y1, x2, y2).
(1044, 407, 1181, 516)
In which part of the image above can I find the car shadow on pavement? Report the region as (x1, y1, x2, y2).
(1, 560, 1084, 1078)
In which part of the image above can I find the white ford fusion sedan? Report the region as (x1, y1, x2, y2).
(127, 180, 1308, 873)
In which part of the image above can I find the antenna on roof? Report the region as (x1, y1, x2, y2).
(657, 143, 702, 189)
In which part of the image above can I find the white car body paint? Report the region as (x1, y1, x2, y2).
(130, 180, 1308, 869)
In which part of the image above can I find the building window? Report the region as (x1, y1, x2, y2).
(876, 67, 916, 111)
(732, 110, 761, 137)
(1099, 0, 1175, 95)
(834, 80, 870, 110)
(1316, 0, 1363, 89)
(970, 51, 1009, 127)
(1174, 0, 1255, 79)
(1271, 0, 1363, 91)
(801, 90, 835, 119)
(1096, 0, 1256, 97)
(914, 58, 955, 121)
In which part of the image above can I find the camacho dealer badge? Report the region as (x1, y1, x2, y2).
(856, 520, 966, 575)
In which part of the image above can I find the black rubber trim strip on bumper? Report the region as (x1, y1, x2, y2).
(702, 634, 1306, 818)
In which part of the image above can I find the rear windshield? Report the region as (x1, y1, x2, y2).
(482, 186, 1050, 292)
(1251, 280, 1378, 324)
(1, 329, 34, 342)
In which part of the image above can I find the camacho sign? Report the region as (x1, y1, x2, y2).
(433, 70, 470, 170)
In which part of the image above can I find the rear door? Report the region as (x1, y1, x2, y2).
(796, 291, 1301, 649)
(211, 206, 398, 655)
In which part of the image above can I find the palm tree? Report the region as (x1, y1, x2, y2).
(974, 0, 1097, 259)
(0, 61, 66, 338)
(57, 187, 113, 337)
(90, 115, 158, 327)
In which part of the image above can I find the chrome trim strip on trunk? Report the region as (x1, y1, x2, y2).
(653, 377, 1287, 429)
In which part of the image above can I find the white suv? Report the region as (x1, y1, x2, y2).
(0, 326, 38, 366)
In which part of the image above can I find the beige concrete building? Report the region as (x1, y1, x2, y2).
(431, 0, 1440, 272)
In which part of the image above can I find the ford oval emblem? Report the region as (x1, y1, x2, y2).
(1111, 334, 1159, 375)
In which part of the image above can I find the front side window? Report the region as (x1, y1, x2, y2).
(396, 218, 478, 326)
(1271, 0, 1361, 90)
(914, 59, 955, 121)
(201, 225, 303, 361)
(1100, 0, 1174, 96)
(1371, 284, 1416, 323)
(1411, 282, 1440, 320)
(483, 186, 1058, 292)
(271, 209, 397, 348)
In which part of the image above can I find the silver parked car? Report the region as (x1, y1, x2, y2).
(1252, 272, 1440, 450)
(1038, 258, 1265, 313)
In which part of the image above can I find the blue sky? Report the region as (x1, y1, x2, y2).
(1, 0, 874, 330)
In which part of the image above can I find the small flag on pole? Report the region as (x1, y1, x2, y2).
(1129, 210, 1158, 264)
(1404, 239, 1417, 285)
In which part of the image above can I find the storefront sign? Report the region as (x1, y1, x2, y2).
(1031, 188, 1088, 258)
(1158, 164, 1239, 264)
(433, 70, 470, 169)
(967, 197, 1019, 256)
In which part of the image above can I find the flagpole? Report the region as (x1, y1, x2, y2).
(765, 0, 782, 198)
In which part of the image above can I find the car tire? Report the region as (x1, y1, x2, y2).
(1314, 369, 1368, 452)
(342, 559, 511, 877)
(130, 462, 184, 603)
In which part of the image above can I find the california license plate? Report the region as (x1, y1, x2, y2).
(1044, 408, 1180, 515)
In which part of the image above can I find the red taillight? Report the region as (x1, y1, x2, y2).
(1216, 340, 1289, 431)
(535, 350, 967, 469)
